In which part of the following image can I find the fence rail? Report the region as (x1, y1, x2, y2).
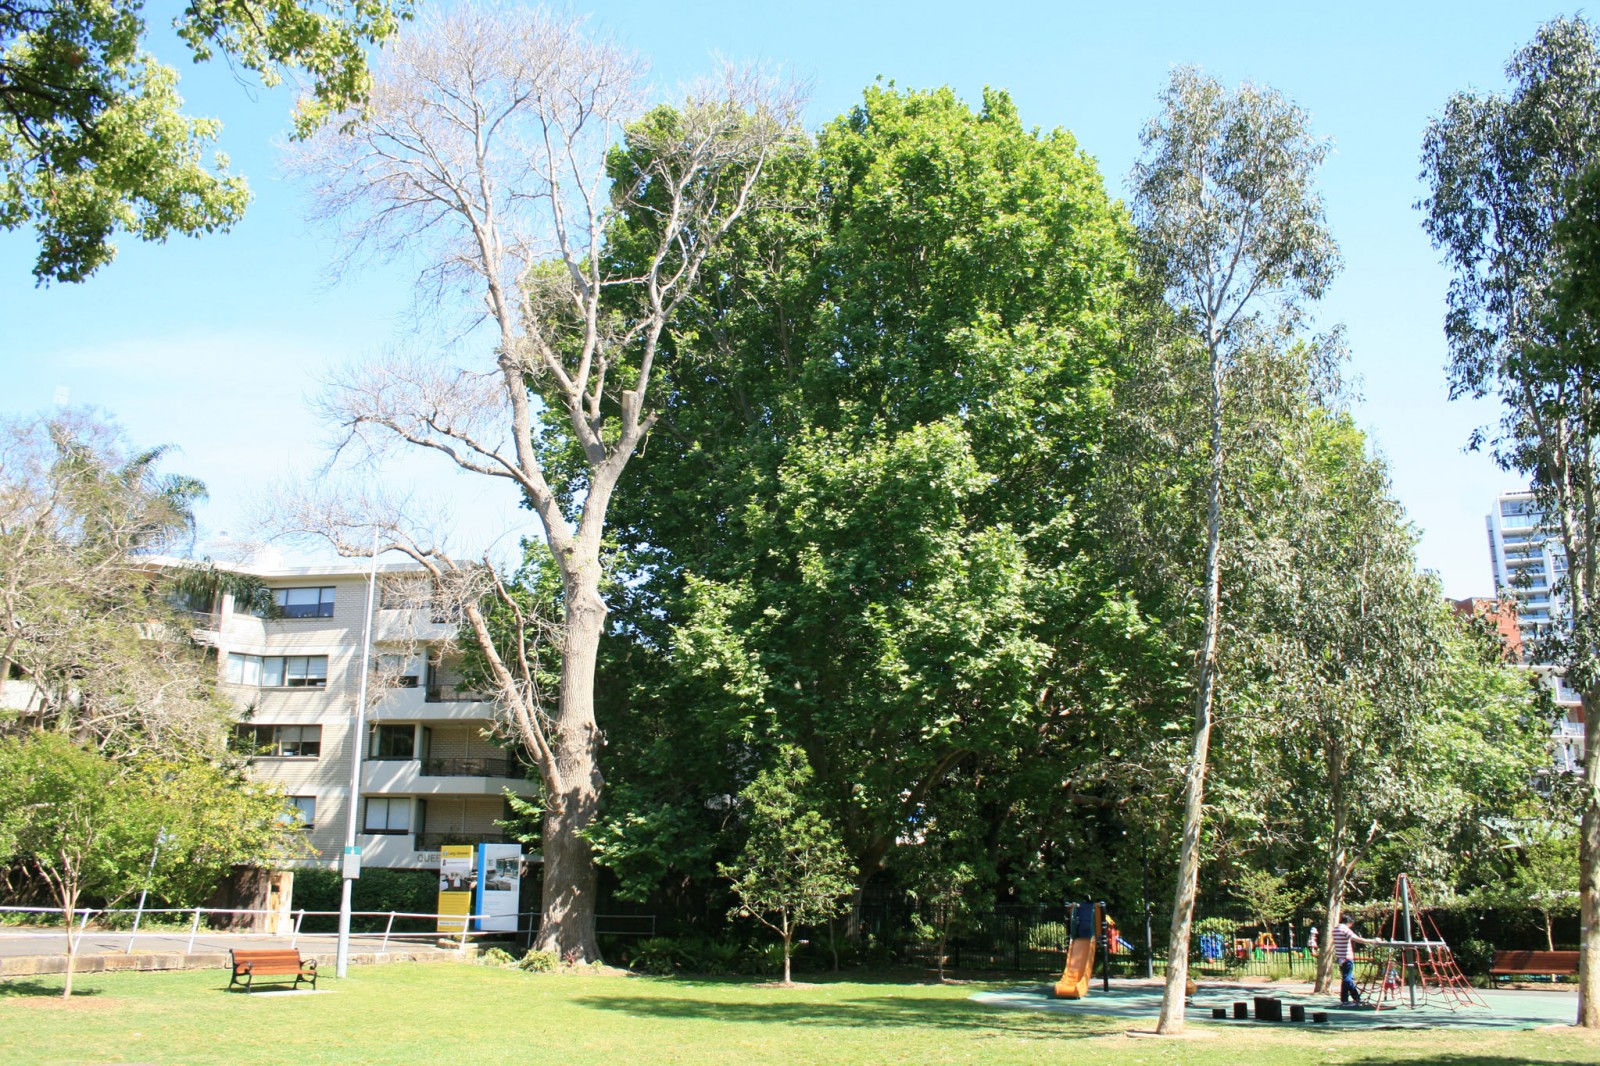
(0, 905, 490, 955)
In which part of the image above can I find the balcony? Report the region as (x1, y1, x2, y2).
(370, 685, 490, 722)
(423, 756, 517, 777)
(415, 832, 514, 851)
(361, 757, 538, 797)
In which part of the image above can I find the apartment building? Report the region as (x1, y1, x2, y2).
(1483, 490, 1587, 774)
(1485, 490, 1565, 648)
(200, 559, 537, 871)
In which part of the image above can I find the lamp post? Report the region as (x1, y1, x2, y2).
(335, 534, 381, 978)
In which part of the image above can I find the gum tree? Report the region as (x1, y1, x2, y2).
(1419, 16, 1600, 1025)
(1130, 67, 1338, 1034)
(284, 2, 801, 961)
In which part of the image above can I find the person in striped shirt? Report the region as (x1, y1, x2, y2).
(1333, 915, 1371, 1005)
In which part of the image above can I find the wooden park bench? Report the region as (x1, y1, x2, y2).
(228, 949, 318, 992)
(1489, 950, 1579, 982)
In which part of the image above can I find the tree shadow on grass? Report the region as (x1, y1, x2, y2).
(1340, 1054, 1598, 1066)
(0, 979, 102, 999)
(571, 990, 1124, 1041)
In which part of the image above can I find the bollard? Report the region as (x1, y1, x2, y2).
(1312, 1011, 1328, 1024)
(1290, 1004, 1306, 1023)
(1254, 996, 1283, 1022)
(1211, 1007, 1227, 1019)
(1233, 1002, 1249, 1020)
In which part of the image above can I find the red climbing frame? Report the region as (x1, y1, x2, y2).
(1358, 874, 1485, 1011)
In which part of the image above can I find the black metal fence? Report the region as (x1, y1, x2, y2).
(855, 903, 1338, 978)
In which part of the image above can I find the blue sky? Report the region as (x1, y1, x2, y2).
(0, 0, 1568, 589)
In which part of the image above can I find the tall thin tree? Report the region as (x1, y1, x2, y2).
(1131, 67, 1338, 1034)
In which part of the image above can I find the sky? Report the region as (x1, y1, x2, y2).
(0, 0, 1572, 591)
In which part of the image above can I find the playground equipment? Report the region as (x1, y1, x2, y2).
(1357, 874, 1485, 1012)
(1052, 902, 1101, 999)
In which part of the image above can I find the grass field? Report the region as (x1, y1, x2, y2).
(2, 963, 1597, 1065)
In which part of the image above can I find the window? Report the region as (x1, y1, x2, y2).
(364, 797, 412, 835)
(376, 653, 419, 688)
(274, 587, 336, 619)
(237, 724, 322, 758)
(370, 724, 415, 760)
(278, 796, 316, 830)
(227, 654, 328, 688)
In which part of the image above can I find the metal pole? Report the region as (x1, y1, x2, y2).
(336, 533, 382, 979)
(126, 828, 166, 953)
(382, 911, 395, 951)
(290, 910, 303, 950)
(186, 907, 202, 953)
(1400, 873, 1417, 1008)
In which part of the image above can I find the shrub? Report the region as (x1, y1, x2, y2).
(1026, 921, 1068, 951)
(629, 937, 683, 975)
(479, 947, 517, 967)
(519, 949, 560, 972)
(1453, 937, 1495, 976)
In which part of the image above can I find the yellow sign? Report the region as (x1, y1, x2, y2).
(437, 845, 475, 933)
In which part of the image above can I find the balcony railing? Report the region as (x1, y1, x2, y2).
(414, 832, 512, 850)
(421, 756, 521, 778)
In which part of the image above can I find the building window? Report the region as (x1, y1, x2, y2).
(279, 795, 317, 830)
(238, 724, 323, 758)
(364, 797, 412, 835)
(274, 587, 336, 619)
(376, 653, 420, 688)
(227, 654, 329, 688)
(370, 724, 415, 760)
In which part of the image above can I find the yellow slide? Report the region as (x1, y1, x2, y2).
(1053, 935, 1096, 999)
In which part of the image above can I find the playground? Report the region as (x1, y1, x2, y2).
(975, 981, 1579, 1031)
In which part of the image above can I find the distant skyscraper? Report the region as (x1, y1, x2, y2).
(1485, 490, 1565, 651)
(1484, 490, 1585, 776)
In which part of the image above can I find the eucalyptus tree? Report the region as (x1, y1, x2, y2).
(588, 85, 1145, 901)
(1238, 410, 1544, 991)
(284, 3, 802, 960)
(1130, 68, 1339, 1033)
(1419, 16, 1600, 1024)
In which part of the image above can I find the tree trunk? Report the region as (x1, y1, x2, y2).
(532, 574, 606, 964)
(1156, 344, 1226, 1036)
(1315, 754, 1348, 994)
(1544, 908, 1555, 954)
(61, 891, 78, 1000)
(1579, 682, 1600, 1027)
(782, 915, 793, 985)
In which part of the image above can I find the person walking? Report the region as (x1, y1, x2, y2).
(1306, 925, 1319, 958)
(1332, 914, 1370, 1005)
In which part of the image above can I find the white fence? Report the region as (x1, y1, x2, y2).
(0, 905, 484, 956)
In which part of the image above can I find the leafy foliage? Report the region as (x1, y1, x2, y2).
(1, 0, 411, 281)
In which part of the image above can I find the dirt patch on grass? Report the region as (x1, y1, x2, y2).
(752, 980, 823, 989)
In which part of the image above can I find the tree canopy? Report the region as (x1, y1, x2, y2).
(1, 0, 411, 281)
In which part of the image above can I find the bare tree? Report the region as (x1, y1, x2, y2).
(1131, 68, 1338, 1034)
(283, 2, 803, 960)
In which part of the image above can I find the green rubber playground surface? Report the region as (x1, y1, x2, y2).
(972, 979, 1580, 1030)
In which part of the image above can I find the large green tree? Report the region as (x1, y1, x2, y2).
(1419, 15, 1600, 1025)
(591, 84, 1150, 910)
(1, 0, 410, 281)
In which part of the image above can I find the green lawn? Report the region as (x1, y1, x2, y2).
(2, 963, 1596, 1065)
